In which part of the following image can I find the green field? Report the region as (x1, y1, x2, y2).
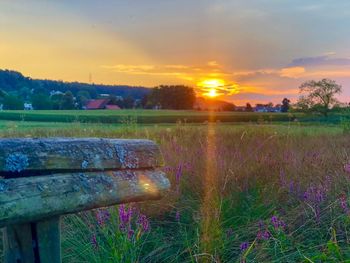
(1, 114, 350, 262)
(0, 109, 339, 124)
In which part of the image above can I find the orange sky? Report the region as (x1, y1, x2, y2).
(1, 1, 350, 105)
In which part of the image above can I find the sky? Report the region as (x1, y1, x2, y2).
(0, 0, 350, 104)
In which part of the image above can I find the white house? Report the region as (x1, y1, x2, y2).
(24, 103, 33, 110)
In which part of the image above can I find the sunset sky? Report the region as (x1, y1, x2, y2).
(1, 0, 350, 104)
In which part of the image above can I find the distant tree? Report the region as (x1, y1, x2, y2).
(19, 87, 32, 101)
(2, 95, 24, 110)
(32, 93, 53, 110)
(146, 85, 195, 109)
(108, 94, 119, 105)
(298, 79, 342, 116)
(281, 98, 290, 112)
(122, 96, 135, 109)
(0, 89, 7, 98)
(60, 91, 75, 110)
(246, 103, 253, 112)
(222, 102, 236, 111)
(51, 93, 64, 110)
(76, 90, 91, 109)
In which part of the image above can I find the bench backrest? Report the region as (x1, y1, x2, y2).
(0, 138, 169, 227)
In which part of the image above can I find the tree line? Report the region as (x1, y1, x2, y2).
(0, 69, 347, 114)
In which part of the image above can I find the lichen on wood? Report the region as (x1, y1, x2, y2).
(0, 169, 170, 227)
(0, 138, 164, 175)
(5, 153, 29, 172)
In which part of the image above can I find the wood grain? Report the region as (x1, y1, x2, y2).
(0, 169, 170, 227)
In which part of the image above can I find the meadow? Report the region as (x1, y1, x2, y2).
(1, 115, 350, 262)
(0, 109, 345, 124)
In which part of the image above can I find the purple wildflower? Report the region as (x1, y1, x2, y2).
(96, 209, 110, 227)
(119, 204, 133, 231)
(175, 164, 183, 192)
(137, 214, 150, 232)
(271, 215, 285, 230)
(271, 216, 279, 228)
(340, 194, 348, 213)
(345, 164, 350, 174)
(91, 234, 98, 250)
(175, 210, 181, 221)
(258, 220, 264, 229)
(263, 230, 271, 240)
(240, 242, 249, 252)
(128, 229, 135, 239)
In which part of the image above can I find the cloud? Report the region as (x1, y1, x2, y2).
(280, 67, 305, 78)
(288, 55, 350, 67)
(101, 64, 155, 73)
(207, 61, 220, 67)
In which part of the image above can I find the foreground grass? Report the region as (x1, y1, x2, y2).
(1, 122, 350, 262)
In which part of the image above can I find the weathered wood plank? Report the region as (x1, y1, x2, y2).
(36, 217, 61, 263)
(3, 223, 35, 263)
(0, 138, 163, 174)
(0, 169, 170, 227)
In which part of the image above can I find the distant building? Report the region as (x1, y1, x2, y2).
(105, 105, 121, 110)
(50, 90, 64, 97)
(24, 103, 33, 110)
(235, 106, 246, 112)
(254, 106, 281, 113)
(85, 99, 121, 110)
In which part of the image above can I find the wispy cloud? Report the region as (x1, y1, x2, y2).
(280, 67, 305, 78)
(288, 55, 350, 67)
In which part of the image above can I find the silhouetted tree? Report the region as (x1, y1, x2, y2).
(60, 91, 75, 110)
(76, 90, 91, 109)
(246, 103, 253, 112)
(32, 93, 53, 110)
(298, 79, 342, 116)
(122, 96, 135, 109)
(281, 98, 290, 112)
(145, 85, 195, 109)
(51, 94, 64, 110)
(2, 95, 24, 110)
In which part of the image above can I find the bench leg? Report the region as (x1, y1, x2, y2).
(3, 223, 36, 263)
(3, 216, 61, 263)
(36, 216, 61, 263)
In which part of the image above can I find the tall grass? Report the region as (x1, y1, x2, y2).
(1, 122, 350, 262)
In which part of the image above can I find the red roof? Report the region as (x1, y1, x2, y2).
(85, 99, 109, 110)
(105, 105, 121, 110)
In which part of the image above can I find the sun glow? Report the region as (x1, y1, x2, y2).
(197, 78, 225, 98)
(208, 89, 217, 97)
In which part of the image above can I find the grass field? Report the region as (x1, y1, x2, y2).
(1, 118, 350, 262)
(0, 109, 345, 124)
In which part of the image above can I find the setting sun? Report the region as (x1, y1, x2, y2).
(208, 88, 218, 97)
(197, 79, 225, 98)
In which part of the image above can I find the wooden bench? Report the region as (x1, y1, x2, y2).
(0, 138, 170, 263)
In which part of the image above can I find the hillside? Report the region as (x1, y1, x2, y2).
(0, 69, 150, 99)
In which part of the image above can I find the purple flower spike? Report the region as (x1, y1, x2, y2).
(175, 210, 180, 221)
(137, 214, 150, 232)
(340, 194, 349, 213)
(128, 229, 135, 239)
(91, 234, 98, 250)
(119, 204, 133, 231)
(345, 164, 350, 174)
(263, 230, 271, 240)
(240, 242, 249, 252)
(96, 209, 110, 227)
